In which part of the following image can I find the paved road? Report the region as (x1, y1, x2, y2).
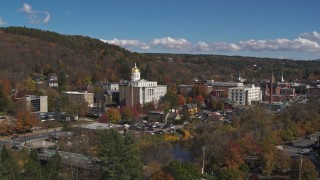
(0, 128, 62, 147)
(292, 132, 320, 147)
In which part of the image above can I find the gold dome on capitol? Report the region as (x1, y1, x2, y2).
(132, 63, 140, 73)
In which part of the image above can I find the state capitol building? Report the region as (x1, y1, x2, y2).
(119, 63, 167, 107)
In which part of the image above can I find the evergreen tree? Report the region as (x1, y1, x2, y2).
(0, 145, 20, 180)
(0, 85, 12, 112)
(163, 91, 178, 108)
(98, 129, 143, 180)
(120, 134, 143, 179)
(24, 149, 43, 180)
(45, 152, 63, 180)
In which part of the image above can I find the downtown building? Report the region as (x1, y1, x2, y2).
(119, 63, 167, 107)
(228, 84, 262, 106)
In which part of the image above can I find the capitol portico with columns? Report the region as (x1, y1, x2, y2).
(119, 63, 167, 107)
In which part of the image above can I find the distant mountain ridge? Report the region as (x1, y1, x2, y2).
(0, 26, 319, 89)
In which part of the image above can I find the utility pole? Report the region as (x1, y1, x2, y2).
(202, 146, 206, 175)
(299, 155, 303, 180)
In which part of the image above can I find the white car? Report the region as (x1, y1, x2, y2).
(276, 146, 283, 150)
(298, 148, 311, 155)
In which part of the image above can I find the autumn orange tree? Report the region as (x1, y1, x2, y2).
(224, 141, 245, 168)
(15, 109, 38, 132)
(0, 120, 10, 135)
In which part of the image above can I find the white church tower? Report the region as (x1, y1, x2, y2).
(131, 63, 140, 81)
(281, 72, 284, 83)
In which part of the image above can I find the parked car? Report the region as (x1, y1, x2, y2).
(305, 135, 315, 140)
(154, 130, 164, 134)
(298, 148, 311, 155)
(10, 145, 22, 150)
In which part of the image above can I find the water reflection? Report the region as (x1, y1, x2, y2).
(172, 142, 193, 163)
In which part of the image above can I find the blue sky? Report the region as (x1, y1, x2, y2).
(0, 0, 320, 60)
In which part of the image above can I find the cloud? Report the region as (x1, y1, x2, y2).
(238, 38, 320, 52)
(19, 3, 33, 13)
(43, 11, 50, 24)
(101, 31, 320, 54)
(210, 42, 241, 51)
(151, 37, 191, 51)
(0, 17, 7, 26)
(299, 31, 320, 43)
(102, 38, 141, 47)
(18, 3, 50, 24)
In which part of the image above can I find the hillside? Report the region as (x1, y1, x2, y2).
(0, 26, 320, 90)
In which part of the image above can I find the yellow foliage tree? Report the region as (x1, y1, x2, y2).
(106, 108, 121, 124)
(24, 76, 36, 92)
(181, 129, 192, 140)
(163, 133, 180, 142)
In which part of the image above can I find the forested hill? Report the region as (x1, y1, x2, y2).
(0, 26, 320, 89)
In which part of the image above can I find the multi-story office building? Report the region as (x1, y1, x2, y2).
(25, 95, 48, 112)
(206, 80, 244, 97)
(61, 91, 94, 107)
(228, 84, 262, 106)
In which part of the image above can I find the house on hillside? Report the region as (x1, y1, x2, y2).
(182, 103, 198, 116)
(46, 73, 58, 88)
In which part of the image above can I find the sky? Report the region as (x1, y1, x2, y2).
(0, 0, 320, 60)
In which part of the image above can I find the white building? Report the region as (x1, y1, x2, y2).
(61, 91, 94, 107)
(119, 63, 167, 107)
(228, 84, 262, 106)
(103, 82, 119, 91)
(25, 95, 48, 113)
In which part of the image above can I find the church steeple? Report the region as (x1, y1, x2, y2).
(281, 72, 284, 83)
(238, 70, 242, 82)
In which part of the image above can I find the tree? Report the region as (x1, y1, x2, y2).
(191, 125, 230, 174)
(195, 95, 204, 104)
(45, 88, 59, 112)
(44, 152, 63, 180)
(142, 138, 173, 166)
(217, 166, 248, 180)
(144, 102, 156, 112)
(121, 106, 133, 124)
(291, 156, 318, 180)
(24, 76, 36, 92)
(165, 161, 202, 180)
(15, 108, 38, 132)
(259, 134, 280, 177)
(0, 84, 12, 112)
(224, 141, 244, 168)
(150, 170, 174, 180)
(0, 145, 20, 179)
(192, 84, 208, 98)
(106, 108, 121, 124)
(24, 149, 43, 180)
(0, 80, 11, 95)
(0, 120, 10, 135)
(177, 94, 186, 106)
(98, 129, 143, 180)
(239, 106, 272, 141)
(58, 71, 68, 88)
(163, 90, 178, 108)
